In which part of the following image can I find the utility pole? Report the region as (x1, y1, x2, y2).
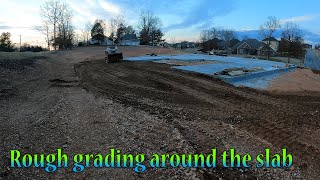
(19, 35, 22, 52)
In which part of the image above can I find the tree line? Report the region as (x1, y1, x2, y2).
(1, 0, 165, 52)
(37, 0, 165, 50)
(0, 32, 46, 52)
(39, 0, 74, 51)
(200, 28, 238, 52)
(84, 10, 163, 46)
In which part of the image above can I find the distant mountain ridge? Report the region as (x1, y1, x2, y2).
(235, 29, 320, 45)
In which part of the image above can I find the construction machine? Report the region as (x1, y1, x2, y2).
(105, 46, 123, 63)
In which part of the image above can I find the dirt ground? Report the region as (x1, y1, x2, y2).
(268, 68, 320, 93)
(1, 46, 320, 179)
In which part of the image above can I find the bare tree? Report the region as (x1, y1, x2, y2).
(138, 10, 163, 45)
(80, 23, 92, 45)
(220, 29, 235, 53)
(200, 27, 223, 43)
(36, 21, 51, 50)
(109, 18, 117, 44)
(109, 15, 126, 44)
(40, 0, 63, 51)
(55, 2, 74, 50)
(200, 30, 211, 43)
(209, 27, 222, 39)
(260, 16, 281, 59)
(40, 1, 74, 50)
(80, 29, 86, 43)
(281, 21, 304, 63)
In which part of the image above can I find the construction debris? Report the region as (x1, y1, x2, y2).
(214, 67, 263, 76)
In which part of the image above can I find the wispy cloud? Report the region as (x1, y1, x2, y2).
(0, 25, 11, 30)
(98, 0, 121, 15)
(240, 28, 259, 31)
(280, 15, 319, 24)
(164, 0, 235, 30)
(0, 25, 35, 30)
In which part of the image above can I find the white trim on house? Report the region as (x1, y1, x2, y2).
(237, 42, 251, 54)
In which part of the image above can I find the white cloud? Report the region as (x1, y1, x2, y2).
(240, 28, 259, 31)
(84, 0, 96, 7)
(280, 15, 319, 24)
(68, 1, 97, 25)
(98, 0, 120, 15)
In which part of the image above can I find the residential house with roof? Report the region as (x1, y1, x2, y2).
(262, 37, 279, 52)
(89, 38, 113, 46)
(303, 43, 312, 49)
(231, 39, 275, 56)
(181, 41, 196, 49)
(120, 34, 140, 46)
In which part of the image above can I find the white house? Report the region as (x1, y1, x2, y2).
(262, 37, 279, 52)
(102, 38, 113, 46)
(89, 38, 113, 46)
(120, 34, 140, 46)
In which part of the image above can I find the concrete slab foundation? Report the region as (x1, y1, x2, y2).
(124, 54, 296, 89)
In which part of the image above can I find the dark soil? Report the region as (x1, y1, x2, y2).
(75, 60, 320, 179)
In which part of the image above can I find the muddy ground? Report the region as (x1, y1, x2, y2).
(1, 46, 320, 179)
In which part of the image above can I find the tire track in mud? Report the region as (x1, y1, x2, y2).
(85, 61, 276, 113)
(75, 60, 320, 178)
(118, 61, 298, 110)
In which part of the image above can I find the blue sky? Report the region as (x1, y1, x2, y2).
(1, 0, 320, 45)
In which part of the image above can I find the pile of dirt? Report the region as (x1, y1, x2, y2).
(268, 68, 320, 93)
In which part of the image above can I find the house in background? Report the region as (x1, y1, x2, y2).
(181, 41, 196, 49)
(158, 41, 170, 48)
(262, 37, 279, 52)
(231, 39, 275, 56)
(89, 38, 113, 46)
(120, 34, 140, 46)
(173, 43, 182, 49)
(303, 43, 312, 49)
(202, 38, 225, 51)
(103, 38, 113, 46)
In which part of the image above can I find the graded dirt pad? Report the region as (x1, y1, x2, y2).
(1, 47, 320, 179)
(75, 59, 320, 178)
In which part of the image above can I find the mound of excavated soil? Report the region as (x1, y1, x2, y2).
(268, 69, 320, 93)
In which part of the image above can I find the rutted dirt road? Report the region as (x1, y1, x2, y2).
(1, 46, 320, 179)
